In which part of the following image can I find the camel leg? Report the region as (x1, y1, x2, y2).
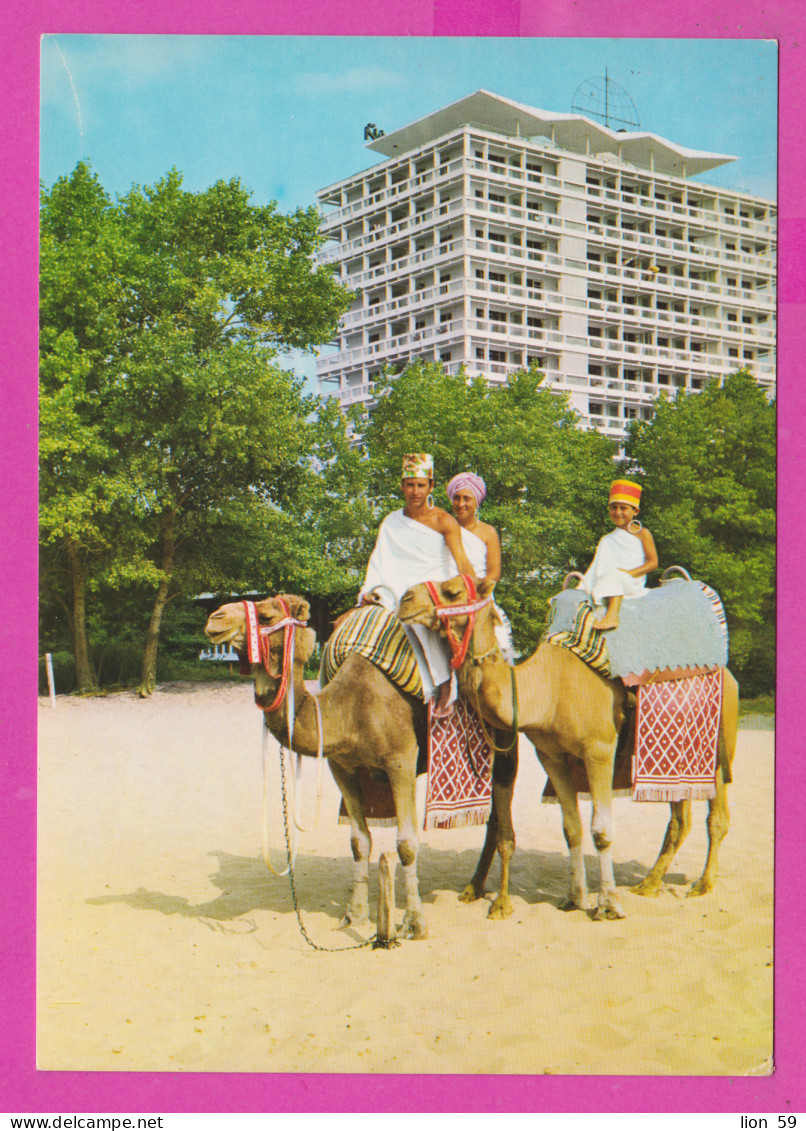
(632, 799, 691, 896)
(327, 762, 372, 928)
(689, 769, 730, 896)
(461, 808, 499, 904)
(461, 741, 518, 918)
(487, 741, 518, 920)
(537, 750, 588, 912)
(587, 748, 626, 920)
(689, 672, 737, 897)
(386, 767, 428, 940)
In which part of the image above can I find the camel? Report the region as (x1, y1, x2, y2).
(398, 575, 738, 920)
(204, 594, 439, 938)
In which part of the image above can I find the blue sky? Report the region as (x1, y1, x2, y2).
(40, 35, 778, 386)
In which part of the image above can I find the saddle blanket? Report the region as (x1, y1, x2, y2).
(338, 698, 494, 830)
(321, 604, 423, 699)
(541, 747, 633, 803)
(545, 577, 728, 682)
(425, 698, 493, 830)
(337, 768, 398, 827)
(546, 600, 612, 679)
(633, 669, 723, 802)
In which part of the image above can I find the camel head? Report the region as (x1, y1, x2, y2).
(204, 595, 317, 706)
(398, 575, 495, 632)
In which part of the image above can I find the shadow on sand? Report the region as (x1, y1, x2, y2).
(86, 843, 674, 931)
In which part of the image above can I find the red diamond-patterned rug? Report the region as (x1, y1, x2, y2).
(633, 669, 723, 802)
(425, 698, 493, 831)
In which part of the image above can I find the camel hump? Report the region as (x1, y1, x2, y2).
(546, 576, 729, 681)
(320, 605, 423, 700)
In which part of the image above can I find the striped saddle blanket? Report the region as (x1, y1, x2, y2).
(545, 601, 612, 678)
(326, 607, 495, 829)
(321, 604, 423, 699)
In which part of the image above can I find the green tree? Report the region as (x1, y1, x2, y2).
(39, 166, 135, 690)
(622, 368, 776, 693)
(39, 163, 354, 693)
(361, 360, 617, 654)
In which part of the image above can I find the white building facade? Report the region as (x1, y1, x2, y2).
(315, 92, 776, 440)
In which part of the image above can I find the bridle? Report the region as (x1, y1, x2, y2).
(422, 577, 519, 753)
(241, 598, 308, 714)
(423, 575, 492, 669)
(240, 598, 325, 872)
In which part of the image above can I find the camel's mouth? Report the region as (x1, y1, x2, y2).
(397, 592, 434, 627)
(204, 611, 242, 647)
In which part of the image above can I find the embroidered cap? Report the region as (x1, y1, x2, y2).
(446, 472, 487, 506)
(609, 479, 642, 508)
(402, 453, 434, 479)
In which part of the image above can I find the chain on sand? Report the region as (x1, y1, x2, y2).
(278, 745, 378, 952)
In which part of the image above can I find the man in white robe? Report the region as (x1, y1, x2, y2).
(359, 453, 477, 710)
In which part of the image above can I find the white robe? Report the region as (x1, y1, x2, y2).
(460, 527, 515, 662)
(582, 527, 647, 605)
(359, 510, 459, 699)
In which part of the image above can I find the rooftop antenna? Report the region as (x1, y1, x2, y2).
(571, 69, 640, 131)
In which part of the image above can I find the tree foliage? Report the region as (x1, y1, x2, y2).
(622, 368, 775, 692)
(39, 162, 354, 692)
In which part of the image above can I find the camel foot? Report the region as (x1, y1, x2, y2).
(631, 877, 663, 898)
(559, 895, 589, 913)
(593, 892, 626, 921)
(371, 935, 401, 950)
(339, 904, 370, 929)
(459, 882, 484, 903)
(687, 878, 713, 898)
(487, 894, 514, 920)
(400, 910, 428, 940)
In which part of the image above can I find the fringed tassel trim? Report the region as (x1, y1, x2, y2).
(424, 805, 492, 832)
(338, 815, 398, 827)
(632, 784, 717, 803)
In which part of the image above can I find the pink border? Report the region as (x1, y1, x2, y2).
(4, 0, 802, 1114)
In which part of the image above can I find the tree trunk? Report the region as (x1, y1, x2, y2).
(139, 511, 176, 697)
(67, 538, 97, 692)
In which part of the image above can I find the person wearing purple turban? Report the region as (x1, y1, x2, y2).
(446, 471, 486, 508)
(446, 472, 500, 590)
(446, 471, 514, 661)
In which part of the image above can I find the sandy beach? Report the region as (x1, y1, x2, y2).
(36, 680, 773, 1076)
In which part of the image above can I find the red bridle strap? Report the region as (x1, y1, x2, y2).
(242, 599, 308, 713)
(423, 575, 490, 669)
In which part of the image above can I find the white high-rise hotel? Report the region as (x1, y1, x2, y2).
(315, 91, 776, 440)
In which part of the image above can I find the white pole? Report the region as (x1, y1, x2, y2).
(45, 653, 57, 708)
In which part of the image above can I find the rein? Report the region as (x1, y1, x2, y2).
(468, 639, 520, 754)
(241, 599, 375, 951)
(423, 579, 519, 753)
(241, 599, 325, 856)
(424, 575, 491, 669)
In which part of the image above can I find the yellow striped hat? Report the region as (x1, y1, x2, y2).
(609, 479, 642, 508)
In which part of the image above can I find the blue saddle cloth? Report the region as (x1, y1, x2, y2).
(545, 578, 728, 680)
